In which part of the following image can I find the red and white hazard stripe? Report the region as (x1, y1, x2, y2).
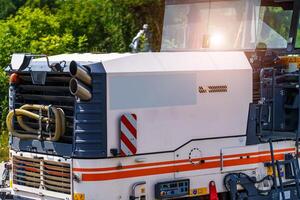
(120, 113, 137, 156)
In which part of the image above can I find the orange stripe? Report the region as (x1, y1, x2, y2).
(82, 161, 221, 181)
(81, 153, 289, 181)
(45, 170, 70, 178)
(223, 154, 283, 167)
(23, 167, 40, 173)
(73, 155, 221, 172)
(73, 148, 293, 172)
(223, 148, 294, 159)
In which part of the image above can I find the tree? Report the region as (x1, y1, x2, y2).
(55, 0, 163, 52)
(0, 7, 88, 68)
(0, 70, 8, 162)
(0, 0, 16, 19)
(296, 20, 300, 48)
(0, 0, 27, 19)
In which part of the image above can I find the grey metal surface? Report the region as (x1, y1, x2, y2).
(109, 73, 197, 109)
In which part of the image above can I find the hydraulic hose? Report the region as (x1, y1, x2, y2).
(6, 104, 65, 141)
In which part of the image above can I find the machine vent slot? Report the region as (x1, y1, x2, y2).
(43, 160, 71, 194)
(199, 86, 207, 93)
(13, 156, 71, 194)
(13, 156, 41, 189)
(199, 85, 228, 93)
(12, 72, 75, 143)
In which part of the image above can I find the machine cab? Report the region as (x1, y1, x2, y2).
(161, 0, 299, 52)
(161, 0, 300, 143)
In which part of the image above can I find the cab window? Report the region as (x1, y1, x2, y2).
(295, 16, 300, 48)
(256, 6, 293, 49)
(161, 0, 294, 51)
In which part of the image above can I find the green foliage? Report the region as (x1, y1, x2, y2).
(0, 130, 9, 162)
(0, 0, 163, 67)
(0, 0, 26, 19)
(55, 0, 163, 52)
(0, 69, 8, 162)
(0, 0, 16, 19)
(295, 20, 300, 48)
(0, 70, 8, 128)
(0, 7, 88, 67)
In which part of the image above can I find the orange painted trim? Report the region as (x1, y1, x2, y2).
(223, 154, 284, 167)
(82, 161, 221, 181)
(73, 155, 220, 172)
(223, 148, 294, 159)
(81, 153, 289, 182)
(73, 148, 294, 172)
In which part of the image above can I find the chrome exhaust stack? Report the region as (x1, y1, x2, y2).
(69, 78, 92, 101)
(69, 60, 92, 86)
(69, 61, 93, 101)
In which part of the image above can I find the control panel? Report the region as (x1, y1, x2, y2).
(155, 179, 190, 199)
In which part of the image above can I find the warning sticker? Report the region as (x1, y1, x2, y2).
(74, 193, 85, 200)
(189, 187, 208, 196)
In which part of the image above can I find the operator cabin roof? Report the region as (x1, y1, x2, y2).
(33, 52, 251, 72)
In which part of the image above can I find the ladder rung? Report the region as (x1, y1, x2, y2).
(282, 180, 296, 186)
(277, 160, 294, 165)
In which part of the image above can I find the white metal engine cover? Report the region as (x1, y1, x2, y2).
(103, 51, 252, 154)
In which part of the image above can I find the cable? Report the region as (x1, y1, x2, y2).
(6, 104, 65, 141)
(224, 172, 273, 194)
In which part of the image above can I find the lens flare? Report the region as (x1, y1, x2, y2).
(210, 33, 224, 48)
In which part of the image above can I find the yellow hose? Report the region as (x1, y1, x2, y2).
(6, 104, 65, 141)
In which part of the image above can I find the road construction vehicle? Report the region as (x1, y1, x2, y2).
(2, 0, 300, 199)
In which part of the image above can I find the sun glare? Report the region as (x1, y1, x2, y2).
(210, 33, 224, 48)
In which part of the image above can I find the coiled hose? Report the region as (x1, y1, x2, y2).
(224, 172, 274, 195)
(6, 104, 65, 141)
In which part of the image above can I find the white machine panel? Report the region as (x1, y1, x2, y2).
(104, 52, 252, 154)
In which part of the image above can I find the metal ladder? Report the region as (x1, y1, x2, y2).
(265, 69, 300, 200)
(268, 139, 300, 200)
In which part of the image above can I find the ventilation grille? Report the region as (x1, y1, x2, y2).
(43, 160, 71, 194)
(13, 156, 40, 189)
(13, 156, 71, 194)
(12, 72, 75, 143)
(199, 85, 228, 93)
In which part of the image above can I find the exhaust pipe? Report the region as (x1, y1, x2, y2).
(69, 61, 92, 85)
(69, 78, 92, 101)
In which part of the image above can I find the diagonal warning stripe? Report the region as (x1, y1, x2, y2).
(120, 113, 137, 156)
(121, 114, 137, 137)
(121, 133, 137, 155)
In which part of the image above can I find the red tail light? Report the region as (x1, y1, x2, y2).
(9, 73, 19, 85)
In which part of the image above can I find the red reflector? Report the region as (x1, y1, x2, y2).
(209, 181, 219, 200)
(9, 73, 19, 85)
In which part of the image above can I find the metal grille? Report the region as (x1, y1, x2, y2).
(12, 72, 75, 143)
(43, 160, 71, 194)
(199, 85, 228, 93)
(13, 156, 71, 194)
(13, 156, 40, 188)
